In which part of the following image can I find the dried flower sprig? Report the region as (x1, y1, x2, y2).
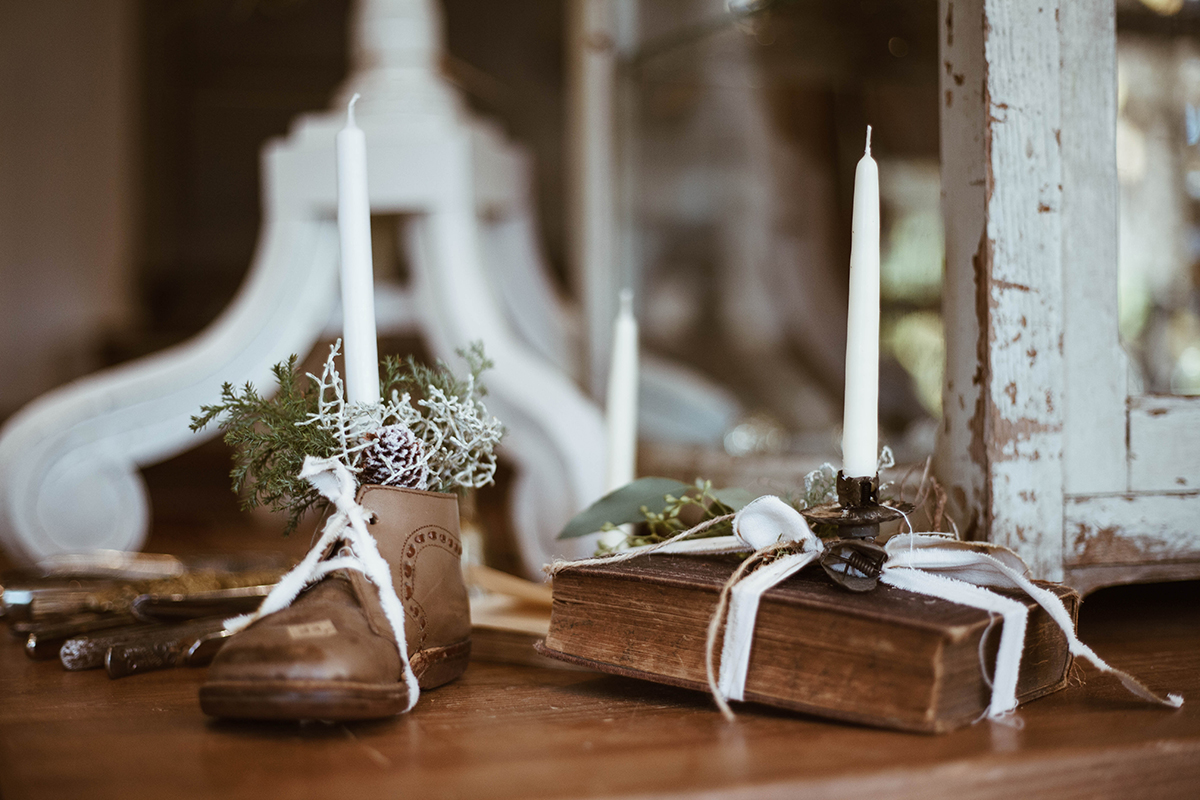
(191, 341, 503, 534)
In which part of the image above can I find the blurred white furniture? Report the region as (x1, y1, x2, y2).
(0, 0, 607, 575)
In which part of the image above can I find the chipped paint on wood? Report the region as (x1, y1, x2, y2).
(937, 0, 1066, 579)
(936, 0, 988, 541)
(1066, 492, 1200, 566)
(1128, 395, 1200, 492)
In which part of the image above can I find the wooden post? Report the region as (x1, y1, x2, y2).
(937, 0, 1067, 580)
(940, 0, 1200, 592)
(567, 0, 619, 399)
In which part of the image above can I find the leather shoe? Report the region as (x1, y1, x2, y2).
(199, 485, 471, 720)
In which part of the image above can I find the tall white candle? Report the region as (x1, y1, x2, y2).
(336, 93, 381, 406)
(605, 288, 639, 492)
(841, 126, 880, 478)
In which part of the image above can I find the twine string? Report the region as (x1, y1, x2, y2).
(549, 495, 1184, 721)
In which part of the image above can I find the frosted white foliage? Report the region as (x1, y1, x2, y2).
(802, 463, 838, 508)
(296, 342, 502, 493)
(877, 445, 895, 472)
(802, 446, 897, 508)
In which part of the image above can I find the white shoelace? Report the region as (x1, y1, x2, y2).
(225, 455, 421, 712)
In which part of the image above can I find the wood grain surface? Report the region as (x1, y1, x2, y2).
(2, 558, 1197, 799)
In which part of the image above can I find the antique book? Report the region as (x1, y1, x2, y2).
(538, 554, 1079, 733)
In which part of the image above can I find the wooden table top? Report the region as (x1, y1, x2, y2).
(1, 538, 1197, 799)
(0, 573, 1195, 796)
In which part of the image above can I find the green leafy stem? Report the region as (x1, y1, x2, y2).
(190, 343, 497, 535)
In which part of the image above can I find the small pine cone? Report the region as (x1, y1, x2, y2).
(359, 424, 430, 489)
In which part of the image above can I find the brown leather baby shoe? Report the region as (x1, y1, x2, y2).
(199, 484, 470, 721)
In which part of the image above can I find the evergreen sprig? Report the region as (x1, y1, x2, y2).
(191, 356, 339, 533)
(190, 344, 501, 535)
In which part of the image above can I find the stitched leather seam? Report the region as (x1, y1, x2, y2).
(400, 524, 462, 651)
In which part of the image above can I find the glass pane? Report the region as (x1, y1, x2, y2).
(625, 0, 943, 468)
(1116, 1, 1200, 395)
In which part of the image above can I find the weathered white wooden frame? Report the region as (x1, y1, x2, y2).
(937, 0, 1200, 592)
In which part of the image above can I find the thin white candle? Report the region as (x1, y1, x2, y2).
(842, 126, 880, 478)
(605, 288, 639, 492)
(336, 93, 381, 406)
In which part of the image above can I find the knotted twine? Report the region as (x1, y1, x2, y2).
(547, 495, 1183, 722)
(225, 455, 422, 712)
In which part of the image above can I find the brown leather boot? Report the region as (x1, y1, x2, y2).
(199, 485, 471, 721)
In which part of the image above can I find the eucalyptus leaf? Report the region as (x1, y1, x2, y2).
(558, 477, 693, 539)
(711, 486, 757, 512)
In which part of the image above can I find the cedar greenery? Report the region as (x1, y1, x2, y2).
(191, 343, 500, 534)
(380, 340, 491, 408)
(190, 357, 333, 533)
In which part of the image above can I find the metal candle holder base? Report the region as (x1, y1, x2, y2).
(800, 471, 909, 541)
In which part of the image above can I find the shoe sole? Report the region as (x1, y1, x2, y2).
(199, 638, 471, 721)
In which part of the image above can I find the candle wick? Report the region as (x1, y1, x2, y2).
(347, 93, 361, 127)
(865, 125, 873, 157)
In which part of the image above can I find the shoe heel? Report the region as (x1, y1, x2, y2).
(411, 638, 471, 689)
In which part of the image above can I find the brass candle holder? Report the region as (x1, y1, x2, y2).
(800, 472, 909, 542)
(800, 472, 911, 592)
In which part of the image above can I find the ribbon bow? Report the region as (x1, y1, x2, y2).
(549, 495, 1183, 722)
(226, 456, 421, 712)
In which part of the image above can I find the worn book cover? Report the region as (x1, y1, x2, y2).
(538, 554, 1078, 733)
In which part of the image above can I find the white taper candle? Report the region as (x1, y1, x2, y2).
(605, 288, 639, 491)
(841, 126, 880, 478)
(600, 288, 639, 549)
(336, 94, 381, 406)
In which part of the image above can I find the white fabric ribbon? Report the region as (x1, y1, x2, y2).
(226, 455, 421, 712)
(550, 495, 1183, 722)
